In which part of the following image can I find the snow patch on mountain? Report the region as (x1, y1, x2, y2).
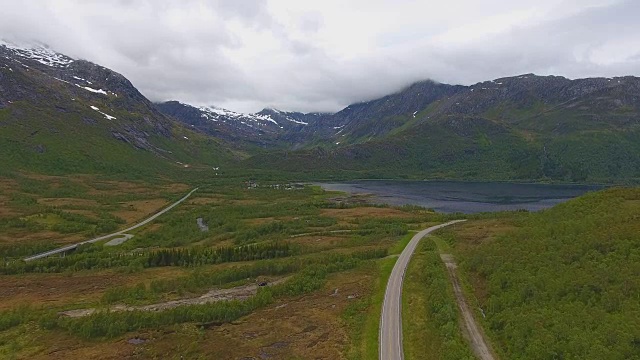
(52, 75, 112, 96)
(90, 105, 116, 120)
(79, 86, 108, 95)
(185, 103, 282, 130)
(285, 118, 308, 125)
(262, 108, 309, 125)
(0, 39, 74, 67)
(72, 76, 92, 84)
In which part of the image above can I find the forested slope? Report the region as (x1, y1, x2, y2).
(453, 188, 640, 359)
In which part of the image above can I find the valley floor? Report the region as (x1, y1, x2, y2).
(1, 174, 639, 359)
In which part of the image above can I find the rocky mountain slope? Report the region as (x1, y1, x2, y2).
(243, 74, 640, 182)
(3, 39, 639, 183)
(157, 80, 463, 147)
(155, 101, 329, 148)
(0, 40, 235, 176)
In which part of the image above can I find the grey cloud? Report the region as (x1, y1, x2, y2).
(0, 0, 638, 113)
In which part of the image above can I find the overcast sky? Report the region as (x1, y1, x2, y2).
(1, 0, 639, 113)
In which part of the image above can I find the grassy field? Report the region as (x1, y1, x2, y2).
(342, 256, 397, 360)
(0, 173, 447, 359)
(402, 237, 475, 360)
(3, 169, 638, 359)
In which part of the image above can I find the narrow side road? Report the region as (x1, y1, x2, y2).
(379, 220, 466, 360)
(440, 254, 495, 360)
(24, 187, 199, 261)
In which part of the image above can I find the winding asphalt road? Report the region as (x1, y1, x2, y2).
(23, 187, 198, 262)
(379, 220, 466, 360)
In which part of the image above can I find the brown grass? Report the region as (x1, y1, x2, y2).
(0, 195, 20, 218)
(245, 216, 300, 226)
(187, 196, 224, 205)
(0, 178, 19, 192)
(230, 199, 263, 206)
(289, 235, 348, 249)
(0, 267, 188, 310)
(112, 199, 168, 223)
(4, 267, 375, 359)
(0, 231, 85, 246)
(160, 183, 190, 193)
(37, 198, 99, 208)
(452, 219, 517, 251)
(321, 207, 412, 220)
(21, 330, 136, 360)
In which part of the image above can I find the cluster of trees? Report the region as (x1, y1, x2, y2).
(1, 241, 296, 274)
(234, 216, 340, 245)
(403, 239, 475, 360)
(0, 241, 57, 259)
(59, 290, 274, 339)
(19, 248, 390, 339)
(355, 218, 409, 237)
(102, 248, 388, 305)
(458, 188, 640, 359)
(145, 242, 293, 267)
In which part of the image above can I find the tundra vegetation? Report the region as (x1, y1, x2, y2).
(1, 170, 638, 359)
(0, 172, 456, 359)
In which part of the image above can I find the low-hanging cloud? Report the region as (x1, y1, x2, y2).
(0, 0, 638, 113)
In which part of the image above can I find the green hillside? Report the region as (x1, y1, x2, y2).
(0, 53, 240, 180)
(447, 188, 640, 359)
(244, 76, 640, 183)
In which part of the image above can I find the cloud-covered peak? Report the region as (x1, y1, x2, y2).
(1, 0, 638, 113)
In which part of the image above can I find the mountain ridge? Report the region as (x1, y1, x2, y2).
(0, 40, 235, 176)
(3, 40, 640, 183)
(240, 74, 640, 182)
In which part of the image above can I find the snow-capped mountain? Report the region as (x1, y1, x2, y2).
(156, 81, 466, 148)
(155, 101, 330, 146)
(196, 105, 283, 129)
(0, 39, 74, 68)
(0, 39, 137, 104)
(255, 108, 311, 126)
(0, 39, 222, 168)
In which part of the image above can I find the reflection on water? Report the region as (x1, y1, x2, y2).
(316, 181, 602, 214)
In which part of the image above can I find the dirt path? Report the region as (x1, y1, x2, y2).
(440, 254, 496, 360)
(60, 278, 286, 318)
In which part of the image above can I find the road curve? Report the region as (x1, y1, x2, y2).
(23, 187, 199, 262)
(379, 220, 466, 360)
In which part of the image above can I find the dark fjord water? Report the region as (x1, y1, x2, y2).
(317, 181, 603, 214)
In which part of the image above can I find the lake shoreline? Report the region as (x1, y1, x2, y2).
(314, 180, 603, 214)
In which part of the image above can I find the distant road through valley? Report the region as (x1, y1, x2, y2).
(23, 187, 199, 262)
